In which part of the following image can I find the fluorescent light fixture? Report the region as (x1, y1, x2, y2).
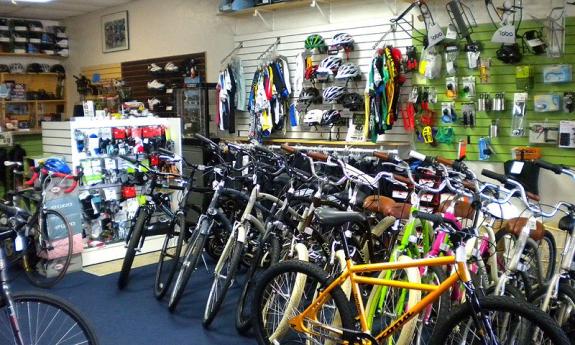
(12, 0, 53, 3)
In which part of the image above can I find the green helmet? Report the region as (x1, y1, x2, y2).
(305, 34, 326, 52)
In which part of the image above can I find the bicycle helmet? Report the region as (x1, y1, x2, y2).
(335, 63, 360, 80)
(9, 63, 24, 74)
(322, 86, 346, 103)
(321, 109, 341, 126)
(299, 87, 321, 103)
(303, 109, 324, 126)
(50, 64, 65, 75)
(40, 63, 51, 73)
(318, 56, 342, 74)
(0, 64, 9, 73)
(26, 63, 42, 73)
(43, 158, 72, 174)
(305, 34, 327, 53)
(342, 92, 364, 111)
(331, 33, 354, 50)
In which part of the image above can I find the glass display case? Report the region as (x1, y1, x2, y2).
(175, 83, 215, 139)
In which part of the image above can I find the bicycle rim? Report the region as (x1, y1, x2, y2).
(24, 209, 73, 288)
(0, 291, 99, 345)
(154, 212, 185, 299)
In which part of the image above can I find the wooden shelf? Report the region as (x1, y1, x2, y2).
(3, 100, 34, 104)
(2, 99, 65, 104)
(9, 129, 42, 136)
(0, 52, 66, 60)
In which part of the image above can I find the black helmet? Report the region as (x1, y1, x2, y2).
(298, 87, 321, 104)
(50, 64, 65, 75)
(496, 44, 522, 64)
(26, 63, 42, 73)
(321, 109, 342, 126)
(342, 92, 364, 111)
(0, 64, 9, 73)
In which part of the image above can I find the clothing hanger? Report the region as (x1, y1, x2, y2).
(220, 42, 243, 68)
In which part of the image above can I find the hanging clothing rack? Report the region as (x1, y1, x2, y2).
(372, 23, 398, 49)
(220, 42, 244, 65)
(257, 37, 281, 60)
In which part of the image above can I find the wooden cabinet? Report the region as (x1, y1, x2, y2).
(0, 72, 65, 132)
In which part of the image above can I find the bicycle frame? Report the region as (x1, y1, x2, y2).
(289, 254, 473, 342)
(0, 247, 25, 345)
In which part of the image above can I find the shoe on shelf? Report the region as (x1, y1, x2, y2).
(164, 62, 179, 73)
(147, 80, 165, 90)
(56, 39, 68, 48)
(148, 63, 163, 73)
(0, 32, 9, 43)
(147, 98, 161, 110)
(13, 33, 27, 43)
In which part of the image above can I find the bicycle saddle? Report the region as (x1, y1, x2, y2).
(438, 199, 476, 220)
(558, 215, 575, 232)
(363, 195, 412, 220)
(500, 217, 545, 241)
(314, 207, 367, 226)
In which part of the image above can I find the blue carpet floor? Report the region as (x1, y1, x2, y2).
(11, 260, 258, 345)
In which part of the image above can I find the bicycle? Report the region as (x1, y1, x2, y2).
(2, 159, 80, 288)
(252, 151, 569, 345)
(0, 202, 99, 345)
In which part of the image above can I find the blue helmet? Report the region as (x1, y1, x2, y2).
(44, 158, 72, 174)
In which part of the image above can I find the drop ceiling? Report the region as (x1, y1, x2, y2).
(0, 0, 133, 20)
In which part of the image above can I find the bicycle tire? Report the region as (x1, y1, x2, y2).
(203, 225, 244, 328)
(431, 295, 570, 345)
(23, 208, 74, 288)
(168, 229, 208, 312)
(235, 233, 281, 335)
(117, 207, 149, 290)
(253, 259, 355, 345)
(0, 291, 99, 345)
(529, 282, 575, 340)
(538, 230, 557, 283)
(154, 211, 186, 299)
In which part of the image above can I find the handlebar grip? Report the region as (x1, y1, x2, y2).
(481, 169, 508, 184)
(436, 156, 454, 166)
(373, 151, 390, 161)
(307, 151, 328, 162)
(393, 174, 411, 185)
(253, 144, 274, 156)
(158, 148, 175, 157)
(534, 160, 564, 174)
(281, 144, 297, 154)
(412, 211, 444, 224)
(462, 179, 477, 192)
(194, 133, 218, 148)
(527, 192, 541, 202)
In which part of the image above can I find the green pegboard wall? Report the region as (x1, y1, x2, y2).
(413, 18, 575, 166)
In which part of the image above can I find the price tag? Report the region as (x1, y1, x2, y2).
(491, 24, 516, 45)
(510, 161, 524, 174)
(15, 234, 24, 252)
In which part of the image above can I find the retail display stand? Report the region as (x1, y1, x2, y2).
(42, 117, 182, 265)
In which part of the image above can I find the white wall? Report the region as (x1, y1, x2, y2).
(63, 0, 236, 113)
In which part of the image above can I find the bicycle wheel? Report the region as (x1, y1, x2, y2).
(253, 260, 355, 345)
(235, 233, 280, 335)
(529, 283, 575, 340)
(364, 255, 421, 345)
(0, 291, 99, 344)
(117, 207, 150, 290)
(431, 295, 570, 345)
(537, 230, 556, 283)
(495, 230, 541, 296)
(23, 208, 74, 288)
(168, 224, 209, 312)
(412, 265, 451, 345)
(203, 224, 245, 328)
(154, 211, 186, 299)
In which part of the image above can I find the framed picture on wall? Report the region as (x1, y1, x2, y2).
(102, 11, 129, 53)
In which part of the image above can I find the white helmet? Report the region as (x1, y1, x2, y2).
(332, 33, 354, 49)
(323, 86, 346, 103)
(318, 56, 342, 73)
(303, 109, 324, 126)
(336, 63, 361, 80)
(9, 63, 24, 74)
